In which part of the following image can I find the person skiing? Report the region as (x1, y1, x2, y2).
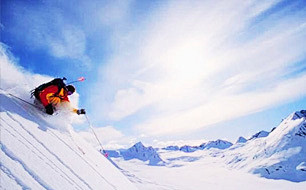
(32, 78, 86, 115)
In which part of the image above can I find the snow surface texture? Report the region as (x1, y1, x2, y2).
(0, 90, 137, 190)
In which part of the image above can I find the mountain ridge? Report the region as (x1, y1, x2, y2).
(108, 110, 306, 182)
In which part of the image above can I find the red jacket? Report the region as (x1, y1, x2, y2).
(39, 85, 69, 107)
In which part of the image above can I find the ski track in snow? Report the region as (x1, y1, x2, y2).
(47, 128, 118, 190)
(0, 94, 121, 190)
(7, 98, 118, 190)
(69, 133, 86, 155)
(1, 117, 86, 190)
(2, 112, 93, 190)
(0, 142, 52, 190)
(2, 107, 114, 189)
(0, 89, 138, 190)
(0, 162, 31, 190)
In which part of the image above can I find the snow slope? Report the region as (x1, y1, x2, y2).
(225, 110, 306, 182)
(0, 90, 137, 190)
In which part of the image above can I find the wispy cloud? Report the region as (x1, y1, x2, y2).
(0, 43, 50, 94)
(48, 26, 91, 67)
(77, 125, 138, 149)
(98, 0, 133, 26)
(91, 0, 306, 136)
(4, 1, 91, 68)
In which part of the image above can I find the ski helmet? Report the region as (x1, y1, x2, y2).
(66, 85, 75, 95)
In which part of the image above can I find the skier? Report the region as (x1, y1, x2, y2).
(32, 78, 86, 115)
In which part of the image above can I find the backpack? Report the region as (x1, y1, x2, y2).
(32, 78, 67, 100)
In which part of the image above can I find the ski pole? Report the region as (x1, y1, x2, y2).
(84, 114, 108, 157)
(6, 92, 44, 111)
(66, 77, 85, 85)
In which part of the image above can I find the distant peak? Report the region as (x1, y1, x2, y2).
(249, 131, 269, 140)
(236, 136, 247, 143)
(283, 110, 306, 122)
(292, 110, 306, 120)
(121, 141, 163, 165)
(134, 142, 144, 147)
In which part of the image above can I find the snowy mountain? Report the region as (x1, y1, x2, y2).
(108, 142, 164, 166)
(162, 145, 180, 151)
(224, 110, 306, 182)
(236, 136, 247, 143)
(0, 90, 137, 190)
(249, 130, 270, 140)
(162, 139, 233, 153)
(199, 139, 233, 150)
(108, 110, 306, 184)
(106, 111, 306, 190)
(179, 145, 198, 152)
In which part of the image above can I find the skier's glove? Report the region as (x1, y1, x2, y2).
(77, 109, 86, 115)
(45, 104, 54, 115)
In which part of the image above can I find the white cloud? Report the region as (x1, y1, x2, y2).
(135, 74, 306, 135)
(91, 0, 306, 136)
(0, 43, 51, 96)
(6, 1, 91, 68)
(77, 125, 138, 149)
(98, 0, 133, 26)
(48, 26, 91, 68)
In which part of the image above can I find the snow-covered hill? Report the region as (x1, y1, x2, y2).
(164, 110, 306, 182)
(248, 130, 270, 140)
(225, 110, 306, 182)
(236, 136, 247, 143)
(108, 142, 164, 166)
(0, 90, 137, 190)
(199, 139, 233, 150)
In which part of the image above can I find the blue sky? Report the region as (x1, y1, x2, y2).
(1, 0, 306, 146)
